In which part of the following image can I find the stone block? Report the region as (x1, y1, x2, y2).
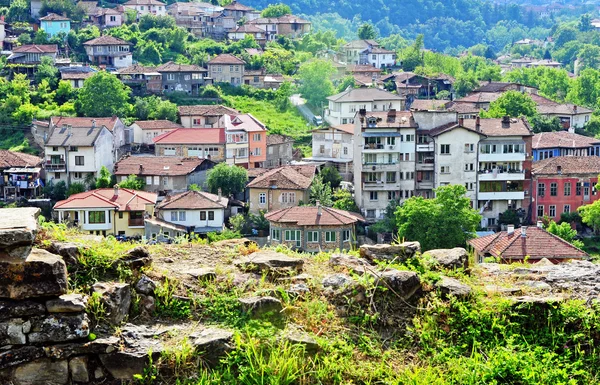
(28, 313, 90, 343)
(424, 248, 469, 271)
(13, 358, 68, 385)
(46, 294, 88, 313)
(69, 356, 89, 383)
(0, 346, 45, 370)
(234, 251, 304, 275)
(0, 300, 45, 320)
(239, 296, 283, 315)
(360, 242, 421, 263)
(0, 208, 40, 262)
(0, 318, 27, 345)
(92, 282, 131, 325)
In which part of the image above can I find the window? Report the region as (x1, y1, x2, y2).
(55, 173, 60, 179)
(537, 205, 544, 218)
(110, 15, 116, 22)
(550, 182, 557, 196)
(564, 182, 571, 196)
(70, 146, 78, 152)
(259, 193, 266, 204)
(179, 211, 186, 221)
(342, 230, 350, 242)
(285, 230, 300, 241)
(405, 134, 415, 142)
(538, 183, 545, 197)
(440, 144, 450, 154)
(167, 73, 175, 80)
(89, 211, 105, 224)
(441, 166, 450, 174)
(386, 137, 395, 146)
(464, 143, 474, 152)
(171, 211, 177, 221)
(465, 182, 474, 190)
(253, 133, 261, 141)
(369, 191, 378, 201)
(118, 212, 123, 219)
(74, 172, 83, 179)
(388, 191, 399, 200)
(163, 177, 168, 186)
(52, 146, 58, 151)
(325, 231, 336, 242)
(386, 172, 396, 183)
(465, 163, 474, 171)
(163, 231, 170, 238)
(145, 176, 152, 185)
(253, 148, 261, 156)
(343, 147, 348, 155)
(564, 205, 571, 213)
(208, 211, 214, 220)
(271, 229, 280, 240)
(200, 211, 207, 220)
(75, 156, 84, 166)
(307, 231, 319, 242)
(577, 184, 582, 196)
(549, 205, 556, 217)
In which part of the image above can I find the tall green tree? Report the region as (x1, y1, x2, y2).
(119, 175, 145, 190)
(332, 189, 359, 212)
(545, 220, 584, 249)
(34, 56, 59, 88)
(402, 34, 424, 71)
(206, 163, 248, 196)
(297, 59, 335, 107)
(6, 0, 29, 22)
(579, 199, 600, 234)
(395, 185, 481, 251)
(482, 90, 537, 118)
(320, 166, 342, 189)
(95, 166, 112, 188)
(261, 3, 291, 17)
(358, 23, 377, 40)
(309, 175, 333, 207)
(76, 72, 132, 117)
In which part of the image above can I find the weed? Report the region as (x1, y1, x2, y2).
(154, 277, 192, 319)
(87, 291, 106, 327)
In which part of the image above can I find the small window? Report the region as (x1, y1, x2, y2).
(75, 156, 84, 166)
(208, 211, 214, 220)
(259, 193, 266, 204)
(550, 183, 557, 196)
(200, 211, 207, 220)
(369, 191, 378, 201)
(118, 212, 123, 219)
(70, 146, 78, 152)
(440, 144, 450, 154)
(307, 231, 319, 242)
(325, 231, 336, 242)
(538, 183, 545, 197)
(179, 211, 186, 221)
(441, 166, 450, 174)
(549, 205, 556, 217)
(342, 230, 350, 242)
(564, 182, 571, 196)
(564, 205, 571, 213)
(271, 229, 280, 240)
(89, 211, 106, 224)
(537, 205, 544, 218)
(171, 211, 177, 221)
(146, 176, 152, 185)
(52, 146, 58, 151)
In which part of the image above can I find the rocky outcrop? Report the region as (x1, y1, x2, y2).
(92, 282, 131, 325)
(435, 276, 471, 298)
(239, 296, 283, 315)
(0, 208, 39, 261)
(359, 242, 421, 263)
(234, 251, 304, 275)
(134, 275, 157, 295)
(424, 248, 469, 271)
(47, 241, 85, 267)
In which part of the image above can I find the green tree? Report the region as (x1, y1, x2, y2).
(54, 80, 76, 104)
(119, 174, 145, 190)
(67, 182, 86, 197)
(34, 56, 59, 88)
(320, 166, 342, 189)
(402, 34, 424, 71)
(297, 59, 335, 107)
(95, 166, 112, 188)
(261, 3, 291, 18)
(309, 175, 333, 207)
(206, 163, 248, 196)
(578, 199, 600, 234)
(76, 72, 132, 117)
(579, 14, 593, 32)
(545, 220, 584, 249)
(530, 115, 561, 133)
(578, 45, 600, 71)
(6, 0, 29, 22)
(332, 189, 359, 212)
(358, 23, 377, 40)
(482, 90, 537, 118)
(395, 185, 481, 251)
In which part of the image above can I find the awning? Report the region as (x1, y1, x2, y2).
(6, 167, 41, 173)
(362, 132, 402, 137)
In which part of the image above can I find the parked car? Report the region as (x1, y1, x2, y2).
(313, 115, 323, 126)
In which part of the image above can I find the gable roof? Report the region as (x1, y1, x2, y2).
(327, 87, 404, 103)
(118, 63, 158, 75)
(156, 61, 207, 72)
(347, 64, 382, 73)
(83, 35, 131, 46)
(230, 24, 264, 33)
(61, 71, 95, 80)
(153, 128, 225, 145)
(46, 125, 108, 147)
(532, 156, 600, 176)
(40, 13, 71, 21)
(532, 131, 600, 150)
(54, 188, 157, 212)
(468, 226, 588, 260)
(133, 120, 183, 130)
(227, 113, 266, 132)
(208, 54, 246, 65)
(266, 134, 294, 146)
(50, 116, 121, 132)
(157, 190, 228, 210)
(473, 82, 520, 93)
(462, 117, 532, 137)
(177, 104, 239, 116)
(223, 1, 255, 11)
(247, 165, 317, 190)
(12, 44, 58, 53)
(0, 150, 43, 169)
(265, 206, 364, 226)
(530, 94, 593, 115)
(427, 122, 485, 138)
(123, 0, 165, 5)
(114, 156, 211, 176)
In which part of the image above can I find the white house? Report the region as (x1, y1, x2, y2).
(306, 124, 354, 181)
(325, 87, 405, 126)
(342, 40, 396, 68)
(131, 120, 183, 145)
(122, 0, 167, 19)
(83, 35, 133, 68)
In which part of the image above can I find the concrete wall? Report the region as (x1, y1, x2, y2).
(209, 64, 244, 84)
(248, 187, 310, 213)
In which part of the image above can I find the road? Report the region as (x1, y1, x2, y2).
(291, 94, 317, 125)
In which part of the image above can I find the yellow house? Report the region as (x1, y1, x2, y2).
(53, 186, 157, 237)
(246, 165, 317, 213)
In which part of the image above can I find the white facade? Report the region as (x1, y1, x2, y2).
(159, 208, 225, 231)
(366, 52, 396, 68)
(124, 2, 167, 18)
(311, 128, 354, 162)
(326, 98, 404, 126)
(132, 124, 178, 145)
(0, 23, 5, 44)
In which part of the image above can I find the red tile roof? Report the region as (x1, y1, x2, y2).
(133, 120, 183, 130)
(54, 188, 157, 212)
(123, 0, 165, 5)
(247, 165, 317, 190)
(265, 206, 364, 226)
(462, 117, 532, 137)
(347, 64, 382, 73)
(532, 131, 600, 150)
(532, 156, 600, 176)
(156, 61, 207, 72)
(118, 63, 157, 75)
(227, 114, 266, 132)
(50, 116, 120, 132)
(223, 1, 255, 11)
(12, 44, 58, 53)
(83, 35, 131, 46)
(468, 226, 588, 260)
(0, 150, 43, 169)
(208, 54, 246, 65)
(61, 72, 95, 80)
(114, 156, 211, 176)
(157, 190, 228, 210)
(178, 105, 239, 116)
(153, 128, 225, 145)
(326, 124, 354, 135)
(40, 13, 71, 21)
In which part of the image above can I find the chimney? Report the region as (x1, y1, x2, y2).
(507, 224, 515, 235)
(92, 119, 96, 129)
(218, 187, 222, 201)
(269, 179, 277, 189)
(537, 220, 543, 228)
(316, 200, 322, 216)
(458, 117, 464, 126)
(502, 115, 510, 128)
(573, 105, 578, 114)
(557, 165, 562, 174)
(521, 226, 528, 238)
(114, 185, 119, 197)
(475, 116, 481, 131)
(139, 164, 143, 174)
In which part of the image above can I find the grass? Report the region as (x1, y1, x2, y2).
(0, 131, 38, 154)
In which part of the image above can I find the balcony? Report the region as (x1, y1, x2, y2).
(363, 181, 400, 190)
(479, 153, 526, 162)
(128, 218, 145, 227)
(478, 191, 525, 201)
(45, 162, 66, 172)
(363, 144, 396, 152)
(478, 169, 526, 181)
(416, 181, 434, 190)
(416, 143, 434, 152)
(416, 162, 434, 171)
(362, 162, 398, 171)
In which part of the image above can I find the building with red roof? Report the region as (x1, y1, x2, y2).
(153, 128, 226, 161)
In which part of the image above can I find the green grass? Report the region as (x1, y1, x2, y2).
(0, 132, 38, 154)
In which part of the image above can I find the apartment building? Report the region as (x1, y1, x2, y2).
(325, 87, 405, 126)
(224, 114, 267, 168)
(207, 54, 245, 85)
(307, 124, 354, 181)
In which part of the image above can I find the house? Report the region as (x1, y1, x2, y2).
(7, 44, 58, 65)
(325, 87, 405, 125)
(532, 130, 600, 161)
(153, 128, 226, 162)
(0, 20, 5, 48)
(0, 150, 43, 201)
(53, 186, 158, 237)
(353, 110, 419, 222)
(83, 35, 132, 68)
(92, 7, 124, 28)
(532, 156, 600, 223)
(113, 156, 215, 194)
(530, 59, 561, 69)
(531, 94, 592, 129)
(207, 54, 245, 85)
(306, 124, 354, 181)
(44, 121, 115, 186)
(468, 224, 588, 264)
(246, 165, 318, 213)
(265, 204, 363, 252)
(222, 1, 260, 22)
(383, 72, 455, 101)
(206, 12, 236, 40)
(346, 64, 382, 79)
(228, 24, 266, 46)
(224, 114, 267, 168)
(60, 67, 96, 88)
(117, 63, 162, 94)
(168, 2, 223, 36)
(242, 69, 265, 88)
(265, 134, 294, 168)
(122, 0, 167, 19)
(342, 40, 395, 68)
(131, 120, 183, 145)
(151, 190, 229, 237)
(178, 105, 239, 128)
(247, 14, 311, 40)
(39, 13, 71, 37)
(156, 61, 209, 95)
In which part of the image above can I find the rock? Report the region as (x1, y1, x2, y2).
(329, 253, 373, 275)
(239, 296, 283, 315)
(13, 358, 68, 385)
(359, 242, 421, 263)
(0, 318, 27, 345)
(135, 275, 157, 295)
(92, 282, 131, 325)
(212, 238, 253, 248)
(277, 273, 313, 283)
(231, 273, 260, 288)
(0, 207, 39, 262)
(378, 270, 421, 300)
(160, 257, 174, 263)
(0, 300, 45, 319)
(28, 313, 89, 343)
(48, 242, 84, 267)
(119, 246, 151, 269)
(138, 294, 156, 314)
(46, 294, 88, 313)
(288, 283, 310, 297)
(191, 328, 234, 365)
(0, 346, 45, 370)
(42, 336, 121, 359)
(519, 280, 552, 292)
(99, 350, 154, 380)
(435, 276, 472, 298)
(0, 249, 68, 300)
(283, 330, 318, 353)
(484, 285, 522, 296)
(69, 356, 89, 383)
(234, 251, 304, 275)
(322, 274, 355, 289)
(514, 295, 564, 304)
(535, 258, 555, 267)
(188, 268, 217, 281)
(94, 367, 105, 380)
(424, 248, 469, 271)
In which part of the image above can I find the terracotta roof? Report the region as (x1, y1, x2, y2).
(347, 64, 382, 73)
(83, 35, 131, 46)
(114, 156, 211, 176)
(153, 128, 225, 145)
(327, 87, 404, 102)
(227, 114, 266, 133)
(532, 131, 600, 150)
(328, 124, 354, 135)
(54, 188, 157, 212)
(133, 120, 183, 130)
(410, 99, 450, 111)
(248, 14, 310, 24)
(40, 13, 71, 21)
(231, 24, 264, 33)
(247, 165, 317, 190)
(453, 92, 502, 104)
(532, 94, 593, 115)
(157, 190, 228, 210)
(156, 61, 207, 73)
(96, 7, 122, 15)
(0, 150, 43, 169)
(468, 227, 588, 260)
(46, 125, 107, 147)
(247, 167, 267, 178)
(369, 47, 395, 54)
(223, 1, 255, 11)
(266, 134, 293, 146)
(427, 122, 485, 138)
(208, 54, 246, 65)
(12, 44, 58, 53)
(123, 0, 165, 5)
(473, 82, 520, 93)
(447, 102, 480, 114)
(462, 117, 532, 137)
(61, 72, 95, 80)
(50, 116, 120, 132)
(178, 105, 238, 116)
(359, 111, 417, 128)
(344, 39, 380, 49)
(265, 206, 364, 226)
(118, 63, 157, 75)
(532, 156, 600, 176)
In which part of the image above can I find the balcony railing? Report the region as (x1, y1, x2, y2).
(478, 168, 525, 174)
(45, 162, 66, 171)
(364, 144, 384, 149)
(129, 218, 144, 227)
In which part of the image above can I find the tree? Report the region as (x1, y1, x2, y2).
(76, 72, 132, 117)
(546, 220, 584, 249)
(358, 23, 377, 40)
(119, 174, 145, 190)
(577, 45, 600, 71)
(34, 56, 59, 88)
(297, 59, 335, 107)
(206, 163, 248, 196)
(67, 182, 85, 197)
(309, 175, 333, 207)
(530, 115, 561, 133)
(95, 166, 112, 188)
(6, 0, 29, 22)
(395, 185, 481, 251)
(498, 209, 520, 226)
(579, 14, 593, 32)
(261, 3, 291, 18)
(320, 166, 342, 189)
(482, 90, 537, 119)
(402, 34, 424, 71)
(55, 80, 76, 104)
(332, 189, 359, 212)
(578, 200, 600, 234)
